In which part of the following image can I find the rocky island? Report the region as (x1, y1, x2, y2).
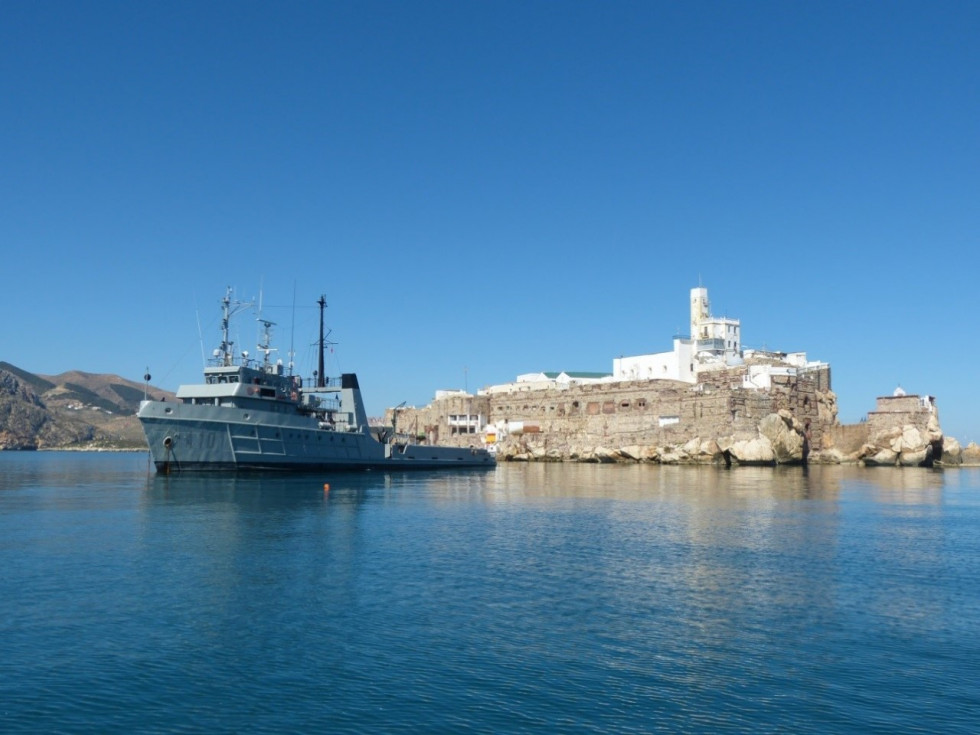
(387, 287, 979, 468)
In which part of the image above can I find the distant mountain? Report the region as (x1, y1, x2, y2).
(0, 361, 174, 450)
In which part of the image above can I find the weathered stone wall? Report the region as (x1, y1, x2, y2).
(492, 369, 830, 462)
(826, 423, 869, 455)
(390, 371, 961, 469)
(392, 367, 837, 465)
(870, 395, 924, 414)
(867, 396, 935, 438)
(861, 394, 943, 467)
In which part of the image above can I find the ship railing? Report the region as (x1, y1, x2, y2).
(298, 376, 343, 390)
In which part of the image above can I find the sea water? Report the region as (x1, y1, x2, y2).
(1, 452, 978, 733)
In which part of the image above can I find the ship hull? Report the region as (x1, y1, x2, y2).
(139, 401, 494, 473)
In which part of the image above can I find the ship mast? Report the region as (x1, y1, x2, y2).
(317, 295, 327, 388)
(258, 319, 277, 369)
(217, 287, 255, 366)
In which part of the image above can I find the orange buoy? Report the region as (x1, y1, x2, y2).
(323, 483, 330, 492)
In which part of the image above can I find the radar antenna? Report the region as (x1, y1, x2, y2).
(216, 287, 255, 366)
(258, 319, 278, 368)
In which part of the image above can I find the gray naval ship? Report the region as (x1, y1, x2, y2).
(138, 290, 495, 473)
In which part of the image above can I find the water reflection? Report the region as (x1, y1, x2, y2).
(0, 450, 149, 495)
(483, 463, 849, 504)
(131, 463, 959, 512)
(3, 454, 980, 734)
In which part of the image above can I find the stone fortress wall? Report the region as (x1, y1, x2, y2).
(389, 376, 975, 466)
(388, 363, 840, 465)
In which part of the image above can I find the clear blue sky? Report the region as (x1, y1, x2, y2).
(2, 2, 978, 442)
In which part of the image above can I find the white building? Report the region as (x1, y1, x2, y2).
(740, 350, 829, 390)
(481, 284, 825, 394)
(613, 338, 695, 382)
(690, 286, 741, 357)
(613, 286, 743, 383)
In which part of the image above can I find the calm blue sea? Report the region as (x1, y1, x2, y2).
(1, 452, 978, 734)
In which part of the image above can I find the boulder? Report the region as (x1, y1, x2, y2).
(545, 448, 565, 461)
(893, 425, 924, 453)
(592, 446, 620, 463)
(777, 408, 805, 432)
(696, 439, 724, 463)
(898, 448, 928, 467)
(817, 390, 839, 426)
(874, 426, 903, 448)
(658, 445, 689, 464)
(729, 436, 776, 466)
(962, 442, 980, 466)
(618, 445, 648, 462)
(811, 447, 845, 464)
(758, 412, 805, 463)
(941, 437, 963, 466)
(864, 448, 898, 466)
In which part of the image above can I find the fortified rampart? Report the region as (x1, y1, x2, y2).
(857, 393, 945, 466)
(489, 366, 831, 456)
(867, 395, 937, 437)
(826, 424, 869, 455)
(388, 364, 839, 465)
(389, 370, 969, 467)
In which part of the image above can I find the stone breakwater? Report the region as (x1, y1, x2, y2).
(390, 367, 976, 467)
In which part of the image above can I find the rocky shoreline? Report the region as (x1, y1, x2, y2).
(496, 440, 980, 467)
(494, 409, 980, 468)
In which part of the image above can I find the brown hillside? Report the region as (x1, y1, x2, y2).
(1, 362, 174, 450)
